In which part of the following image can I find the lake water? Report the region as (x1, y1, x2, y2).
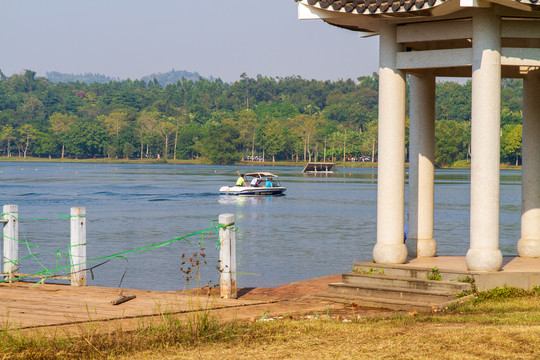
(0, 162, 521, 291)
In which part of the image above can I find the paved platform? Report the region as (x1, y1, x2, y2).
(406, 256, 540, 273)
(359, 256, 540, 291)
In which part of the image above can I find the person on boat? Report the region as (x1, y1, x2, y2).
(404, 213, 409, 243)
(404, 222, 408, 243)
(265, 178, 273, 187)
(236, 174, 246, 186)
(250, 177, 259, 187)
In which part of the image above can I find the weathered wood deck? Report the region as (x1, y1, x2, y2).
(0, 275, 349, 333)
(0, 282, 269, 330)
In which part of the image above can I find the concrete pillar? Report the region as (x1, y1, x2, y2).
(373, 21, 407, 264)
(219, 213, 237, 299)
(408, 73, 437, 258)
(2, 205, 19, 279)
(518, 69, 540, 258)
(70, 207, 87, 287)
(466, 10, 503, 271)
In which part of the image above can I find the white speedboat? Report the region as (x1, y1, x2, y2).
(219, 172, 286, 196)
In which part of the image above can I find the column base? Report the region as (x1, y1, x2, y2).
(466, 248, 503, 271)
(517, 238, 540, 258)
(417, 238, 437, 258)
(373, 243, 407, 264)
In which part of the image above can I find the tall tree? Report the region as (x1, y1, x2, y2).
(136, 110, 160, 158)
(501, 124, 522, 165)
(0, 125, 17, 157)
(156, 120, 176, 159)
(289, 114, 320, 162)
(49, 113, 77, 158)
(235, 109, 258, 160)
(101, 111, 129, 138)
(18, 124, 36, 158)
(123, 142, 136, 159)
(66, 121, 106, 158)
(261, 119, 287, 162)
(434, 120, 471, 167)
(18, 94, 45, 127)
(361, 120, 378, 162)
(202, 123, 241, 164)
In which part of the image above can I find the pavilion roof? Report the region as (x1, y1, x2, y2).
(305, 0, 444, 14)
(303, 0, 538, 15)
(299, 0, 540, 33)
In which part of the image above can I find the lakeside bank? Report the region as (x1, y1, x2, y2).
(0, 156, 523, 170)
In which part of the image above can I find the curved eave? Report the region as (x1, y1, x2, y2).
(304, 0, 448, 15)
(299, 0, 540, 33)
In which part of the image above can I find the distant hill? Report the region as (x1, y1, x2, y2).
(46, 72, 121, 84)
(46, 69, 212, 85)
(141, 69, 213, 86)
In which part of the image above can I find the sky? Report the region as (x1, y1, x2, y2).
(0, 0, 379, 83)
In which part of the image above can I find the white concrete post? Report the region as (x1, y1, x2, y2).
(2, 205, 19, 279)
(373, 21, 407, 264)
(219, 213, 237, 299)
(409, 73, 437, 258)
(518, 69, 540, 258)
(70, 207, 87, 286)
(466, 9, 503, 271)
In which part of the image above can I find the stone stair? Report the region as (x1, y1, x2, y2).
(316, 262, 474, 312)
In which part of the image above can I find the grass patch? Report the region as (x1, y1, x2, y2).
(121, 305, 539, 360)
(0, 309, 237, 360)
(449, 286, 540, 313)
(427, 266, 442, 280)
(353, 267, 386, 275)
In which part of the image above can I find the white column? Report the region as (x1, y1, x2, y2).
(2, 205, 19, 278)
(408, 73, 437, 258)
(518, 69, 540, 258)
(219, 213, 237, 299)
(70, 207, 87, 286)
(373, 21, 407, 264)
(466, 10, 503, 271)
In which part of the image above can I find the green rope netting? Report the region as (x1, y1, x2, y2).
(1, 211, 85, 222)
(0, 213, 234, 285)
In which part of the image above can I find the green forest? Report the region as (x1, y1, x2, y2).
(0, 69, 524, 167)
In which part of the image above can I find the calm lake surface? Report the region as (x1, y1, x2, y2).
(0, 162, 521, 291)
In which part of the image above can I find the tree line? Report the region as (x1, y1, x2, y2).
(0, 69, 524, 166)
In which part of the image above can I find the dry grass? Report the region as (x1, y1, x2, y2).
(1, 293, 539, 360)
(121, 316, 539, 360)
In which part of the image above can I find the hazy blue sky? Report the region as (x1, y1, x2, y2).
(0, 1, 379, 82)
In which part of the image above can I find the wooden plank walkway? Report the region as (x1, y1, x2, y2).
(0, 275, 358, 333)
(0, 282, 270, 330)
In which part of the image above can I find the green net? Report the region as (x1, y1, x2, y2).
(0, 213, 233, 286)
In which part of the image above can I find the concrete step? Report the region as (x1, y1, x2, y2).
(318, 264, 475, 312)
(316, 293, 476, 312)
(327, 282, 459, 303)
(317, 293, 435, 312)
(320, 263, 471, 311)
(353, 262, 470, 281)
(341, 273, 472, 293)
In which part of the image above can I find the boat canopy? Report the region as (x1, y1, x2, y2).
(245, 172, 278, 178)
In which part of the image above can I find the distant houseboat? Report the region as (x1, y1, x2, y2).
(302, 162, 336, 174)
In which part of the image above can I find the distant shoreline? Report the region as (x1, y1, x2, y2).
(0, 156, 521, 170)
